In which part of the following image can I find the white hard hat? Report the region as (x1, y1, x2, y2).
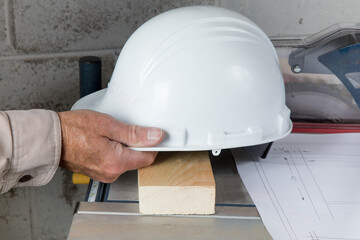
(72, 6, 292, 152)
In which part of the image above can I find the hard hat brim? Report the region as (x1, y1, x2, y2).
(72, 89, 107, 111)
(73, 90, 292, 152)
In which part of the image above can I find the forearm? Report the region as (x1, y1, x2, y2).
(0, 108, 163, 194)
(0, 110, 61, 194)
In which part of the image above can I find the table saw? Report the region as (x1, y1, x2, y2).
(67, 18, 360, 239)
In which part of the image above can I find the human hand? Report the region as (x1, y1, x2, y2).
(57, 110, 163, 183)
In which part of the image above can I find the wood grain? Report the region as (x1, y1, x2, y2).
(138, 151, 216, 215)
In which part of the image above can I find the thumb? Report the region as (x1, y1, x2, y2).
(107, 120, 164, 147)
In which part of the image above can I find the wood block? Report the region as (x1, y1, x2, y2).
(138, 151, 216, 215)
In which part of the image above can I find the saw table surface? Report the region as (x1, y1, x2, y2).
(67, 150, 272, 240)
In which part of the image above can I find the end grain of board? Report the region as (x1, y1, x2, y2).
(138, 151, 216, 215)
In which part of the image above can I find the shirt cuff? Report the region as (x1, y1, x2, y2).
(1, 110, 61, 193)
(0, 112, 12, 159)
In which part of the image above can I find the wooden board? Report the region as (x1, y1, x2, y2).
(138, 151, 216, 215)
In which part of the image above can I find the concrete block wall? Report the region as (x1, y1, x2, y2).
(0, 0, 359, 239)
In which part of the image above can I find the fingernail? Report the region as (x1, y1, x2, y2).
(147, 128, 162, 141)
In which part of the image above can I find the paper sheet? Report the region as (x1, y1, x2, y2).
(233, 133, 360, 240)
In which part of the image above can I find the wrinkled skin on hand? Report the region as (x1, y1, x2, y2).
(57, 110, 164, 183)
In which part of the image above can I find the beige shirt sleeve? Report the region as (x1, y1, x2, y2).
(0, 110, 61, 194)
